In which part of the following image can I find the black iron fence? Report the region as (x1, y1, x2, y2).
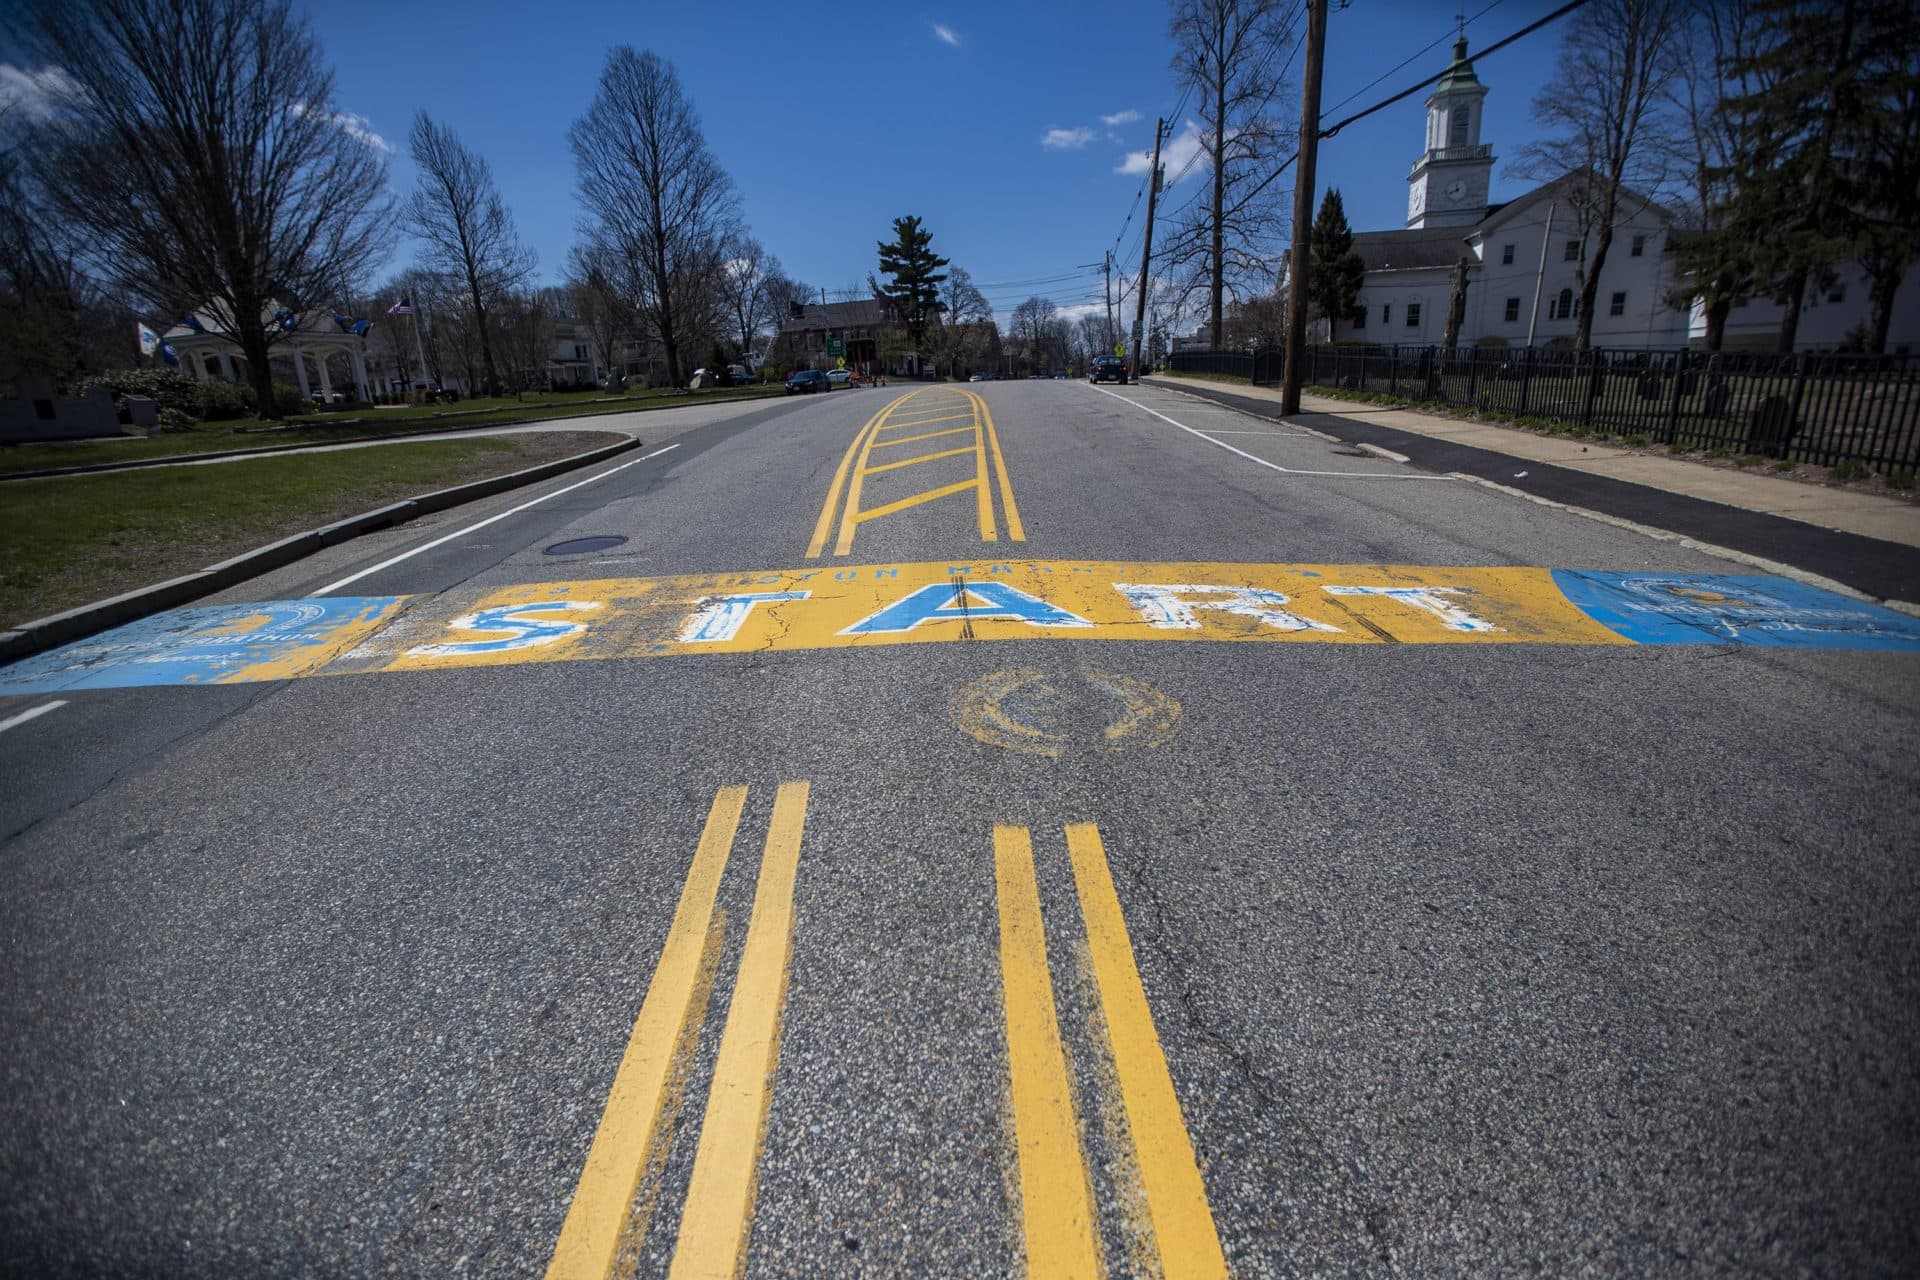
(1166, 344, 1920, 475)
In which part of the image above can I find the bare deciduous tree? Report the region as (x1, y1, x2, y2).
(406, 111, 534, 397)
(714, 234, 779, 360)
(1514, 0, 1685, 349)
(10, 0, 393, 415)
(566, 237, 640, 386)
(568, 47, 740, 389)
(1165, 0, 1299, 346)
(494, 287, 555, 392)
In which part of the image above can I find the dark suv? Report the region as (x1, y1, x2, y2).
(1089, 355, 1128, 384)
(785, 369, 831, 395)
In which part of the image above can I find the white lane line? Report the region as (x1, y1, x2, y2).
(1088, 385, 1450, 480)
(309, 444, 680, 597)
(1190, 428, 1320, 437)
(0, 700, 67, 734)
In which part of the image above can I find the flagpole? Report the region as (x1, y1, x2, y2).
(409, 306, 429, 392)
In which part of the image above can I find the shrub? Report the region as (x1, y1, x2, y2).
(1624, 433, 1649, 446)
(1888, 467, 1914, 490)
(1771, 459, 1795, 472)
(1831, 459, 1868, 482)
(71, 367, 204, 418)
(270, 380, 312, 416)
(154, 406, 197, 432)
(194, 379, 254, 420)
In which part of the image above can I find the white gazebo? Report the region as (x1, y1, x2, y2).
(166, 300, 373, 404)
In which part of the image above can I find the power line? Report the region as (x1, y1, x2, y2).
(1231, 0, 1588, 212)
(1321, 0, 1509, 118)
(1318, 0, 1587, 140)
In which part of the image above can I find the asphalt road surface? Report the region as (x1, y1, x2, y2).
(4, 381, 1916, 1278)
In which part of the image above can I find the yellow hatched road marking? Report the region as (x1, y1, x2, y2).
(807, 396, 903, 558)
(877, 411, 974, 430)
(545, 786, 748, 1280)
(814, 385, 1022, 557)
(670, 782, 812, 1280)
(1064, 824, 1226, 1279)
(974, 390, 1025, 543)
(852, 479, 981, 526)
(871, 425, 975, 449)
(994, 825, 1104, 1279)
(862, 445, 975, 475)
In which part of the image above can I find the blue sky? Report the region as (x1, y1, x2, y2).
(8, 1, 1576, 324)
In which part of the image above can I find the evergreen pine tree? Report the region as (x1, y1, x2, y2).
(1306, 189, 1367, 339)
(874, 216, 950, 349)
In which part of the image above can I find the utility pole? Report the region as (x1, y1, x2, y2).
(1104, 252, 1115, 349)
(1131, 117, 1164, 383)
(1281, 0, 1328, 415)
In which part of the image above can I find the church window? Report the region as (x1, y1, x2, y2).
(1609, 292, 1626, 317)
(1450, 107, 1470, 148)
(1501, 243, 1515, 265)
(1630, 234, 1646, 257)
(1406, 302, 1422, 327)
(1551, 288, 1574, 320)
(1828, 285, 1846, 303)
(1563, 239, 1581, 262)
(1382, 303, 1392, 325)
(1504, 297, 1521, 323)
(1351, 302, 1367, 330)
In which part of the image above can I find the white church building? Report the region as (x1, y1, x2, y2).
(1310, 37, 1917, 354)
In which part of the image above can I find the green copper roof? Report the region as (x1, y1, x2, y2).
(1434, 37, 1481, 93)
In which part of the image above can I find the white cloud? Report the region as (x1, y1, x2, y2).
(932, 22, 960, 46)
(0, 64, 82, 120)
(291, 102, 394, 153)
(1116, 119, 1209, 185)
(1101, 110, 1142, 127)
(1053, 301, 1108, 325)
(1041, 126, 1095, 151)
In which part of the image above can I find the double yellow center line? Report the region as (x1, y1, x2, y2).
(994, 823, 1228, 1279)
(545, 782, 810, 1280)
(807, 387, 1024, 558)
(548, 797, 1223, 1277)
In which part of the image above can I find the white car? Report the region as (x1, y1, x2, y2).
(826, 369, 852, 385)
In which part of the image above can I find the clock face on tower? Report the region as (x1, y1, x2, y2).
(1445, 179, 1468, 201)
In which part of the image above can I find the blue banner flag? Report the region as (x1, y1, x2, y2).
(158, 340, 180, 367)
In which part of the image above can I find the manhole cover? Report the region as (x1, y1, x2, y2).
(544, 535, 628, 556)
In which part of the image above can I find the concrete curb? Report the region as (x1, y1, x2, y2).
(0, 389, 775, 482)
(0, 433, 645, 667)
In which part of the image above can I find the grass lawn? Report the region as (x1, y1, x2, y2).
(0, 431, 612, 628)
(0, 383, 776, 476)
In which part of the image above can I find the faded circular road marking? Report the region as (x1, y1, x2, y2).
(950, 667, 1182, 758)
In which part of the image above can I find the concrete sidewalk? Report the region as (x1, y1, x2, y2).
(1147, 375, 1920, 550)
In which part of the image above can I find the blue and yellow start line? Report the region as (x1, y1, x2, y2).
(3, 561, 1917, 694)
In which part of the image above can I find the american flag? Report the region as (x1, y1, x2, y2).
(387, 296, 413, 316)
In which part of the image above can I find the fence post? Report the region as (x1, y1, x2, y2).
(1787, 351, 1808, 443)
(1389, 345, 1398, 397)
(1663, 348, 1687, 444)
(1580, 348, 1599, 427)
(1518, 347, 1531, 417)
(1466, 344, 1479, 406)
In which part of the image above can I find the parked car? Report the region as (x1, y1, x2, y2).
(726, 364, 753, 385)
(826, 369, 852, 385)
(785, 369, 831, 395)
(1089, 355, 1128, 384)
(968, 372, 989, 383)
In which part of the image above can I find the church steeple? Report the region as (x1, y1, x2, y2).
(1407, 37, 1494, 229)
